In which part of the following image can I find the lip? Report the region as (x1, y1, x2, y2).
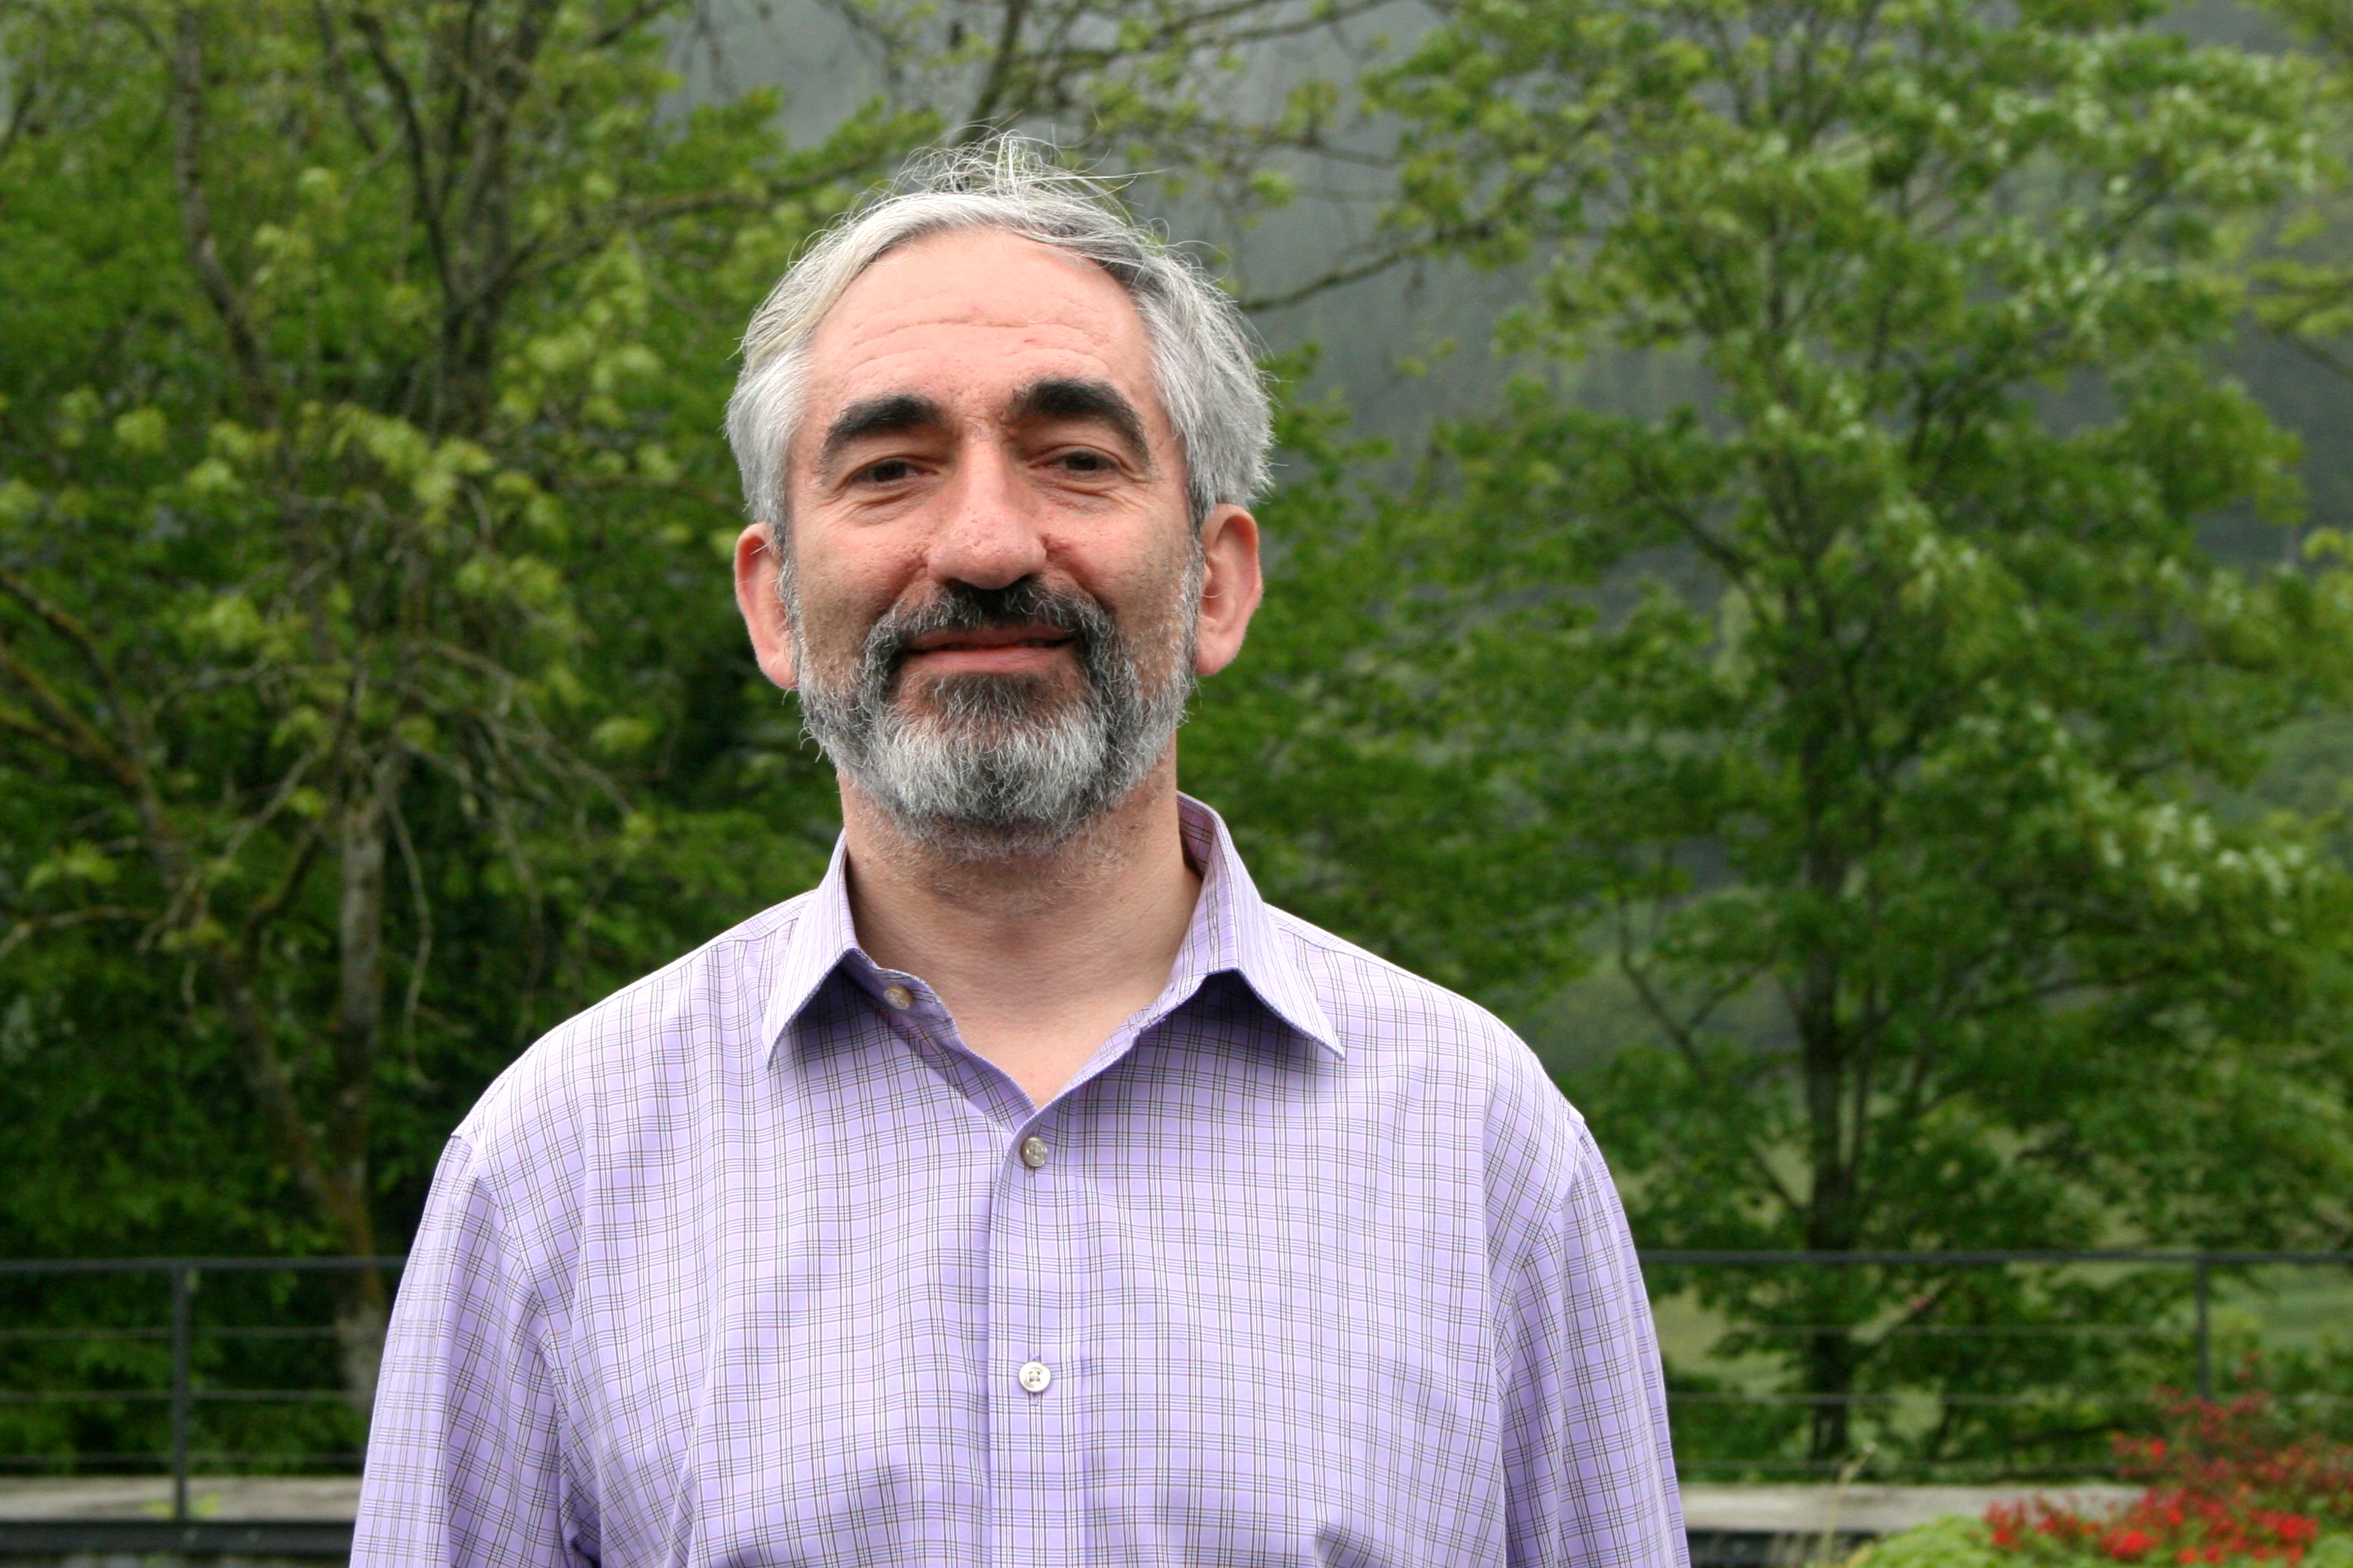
(906, 624, 1074, 653)
(902, 642, 1074, 675)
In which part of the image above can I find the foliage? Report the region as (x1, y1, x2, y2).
(1870, 1528, 2353, 1568)
(1, 0, 2351, 1492)
(2248, 0, 2353, 381)
(1850, 1390, 2353, 1568)
(1651, 1258, 2200, 1481)
(0, 0, 886, 1417)
(1863, 1522, 2353, 1568)
(1188, 350, 1611, 1007)
(1988, 1476, 2323, 1564)
(0, 0, 1366, 1439)
(1859, 1514, 2023, 1568)
(1362, 0, 2353, 1469)
(1986, 1388, 2353, 1564)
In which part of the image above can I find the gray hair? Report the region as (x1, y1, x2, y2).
(724, 136, 1273, 531)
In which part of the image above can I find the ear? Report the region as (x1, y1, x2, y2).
(1192, 503, 1263, 678)
(733, 522, 799, 690)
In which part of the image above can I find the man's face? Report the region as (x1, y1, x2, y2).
(736, 227, 1249, 855)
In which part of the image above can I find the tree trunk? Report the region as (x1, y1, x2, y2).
(325, 748, 405, 1418)
(1801, 986, 1861, 1466)
(1805, 1317, 1861, 1465)
(333, 1270, 390, 1427)
(1794, 656, 1863, 1467)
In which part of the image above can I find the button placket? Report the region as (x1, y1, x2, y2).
(988, 1104, 1075, 1558)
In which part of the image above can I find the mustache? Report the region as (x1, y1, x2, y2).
(866, 579, 1116, 674)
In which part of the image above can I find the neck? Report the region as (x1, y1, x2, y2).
(837, 757, 1203, 1076)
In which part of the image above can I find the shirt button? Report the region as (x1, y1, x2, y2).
(882, 984, 914, 1011)
(1018, 1359, 1053, 1394)
(1020, 1136, 1050, 1170)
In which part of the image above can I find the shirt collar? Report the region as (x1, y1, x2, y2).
(1163, 793, 1340, 1057)
(760, 794, 1340, 1063)
(760, 829, 864, 1054)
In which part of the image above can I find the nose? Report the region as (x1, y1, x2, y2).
(926, 441, 1048, 591)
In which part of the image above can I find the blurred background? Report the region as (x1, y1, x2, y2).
(1, 0, 2349, 1521)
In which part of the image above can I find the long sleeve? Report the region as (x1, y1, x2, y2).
(354, 1133, 597, 1567)
(1497, 1117, 1689, 1568)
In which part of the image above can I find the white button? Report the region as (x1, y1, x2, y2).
(1018, 1359, 1053, 1393)
(1020, 1137, 1050, 1169)
(882, 984, 914, 1010)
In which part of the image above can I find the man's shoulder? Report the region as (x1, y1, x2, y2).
(450, 888, 822, 1169)
(1259, 902, 1587, 1163)
(1258, 902, 1604, 1272)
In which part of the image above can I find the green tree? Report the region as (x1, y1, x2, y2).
(0, 0, 1379, 1449)
(0, 0, 897, 1415)
(1364, 0, 2353, 1471)
(2253, 0, 2353, 378)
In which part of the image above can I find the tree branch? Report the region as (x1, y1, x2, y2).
(588, 0, 677, 49)
(348, 4, 454, 304)
(2277, 328, 2353, 386)
(387, 787, 435, 1070)
(169, 6, 274, 419)
(1614, 894, 1804, 1217)
(238, 814, 327, 956)
(0, 60, 39, 175)
(1239, 242, 1427, 313)
(0, 698, 89, 764)
(1855, 1276, 1954, 1362)
(0, 559, 140, 719)
(496, 150, 890, 298)
(1041, 0, 1391, 74)
(313, 0, 382, 156)
(0, 638, 137, 789)
(960, 0, 1035, 135)
(0, 905, 149, 968)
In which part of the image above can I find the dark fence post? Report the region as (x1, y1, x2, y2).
(2194, 1255, 2212, 1404)
(169, 1267, 191, 1525)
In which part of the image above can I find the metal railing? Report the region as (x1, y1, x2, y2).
(1643, 1249, 2353, 1398)
(1, 1249, 2348, 1517)
(1639, 1249, 2353, 1483)
(0, 1255, 403, 1525)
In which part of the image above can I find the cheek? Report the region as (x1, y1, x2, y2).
(790, 541, 926, 651)
(1056, 523, 1195, 612)
(1121, 541, 1204, 642)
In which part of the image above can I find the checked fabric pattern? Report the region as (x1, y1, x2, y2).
(354, 796, 1689, 1568)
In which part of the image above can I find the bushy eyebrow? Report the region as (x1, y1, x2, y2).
(817, 393, 948, 474)
(813, 378, 1154, 479)
(1011, 378, 1152, 471)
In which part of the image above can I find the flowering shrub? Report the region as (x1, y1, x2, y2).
(1984, 1489, 2320, 1563)
(1984, 1389, 2352, 1566)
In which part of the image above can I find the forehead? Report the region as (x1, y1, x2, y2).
(795, 228, 1170, 458)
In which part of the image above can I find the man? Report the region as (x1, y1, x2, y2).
(354, 136, 1688, 1568)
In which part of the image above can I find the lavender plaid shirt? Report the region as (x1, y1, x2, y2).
(354, 796, 1687, 1567)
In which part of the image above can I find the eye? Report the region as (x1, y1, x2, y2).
(1051, 449, 1116, 474)
(855, 457, 919, 485)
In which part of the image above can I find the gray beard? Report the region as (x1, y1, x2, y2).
(788, 564, 1200, 859)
